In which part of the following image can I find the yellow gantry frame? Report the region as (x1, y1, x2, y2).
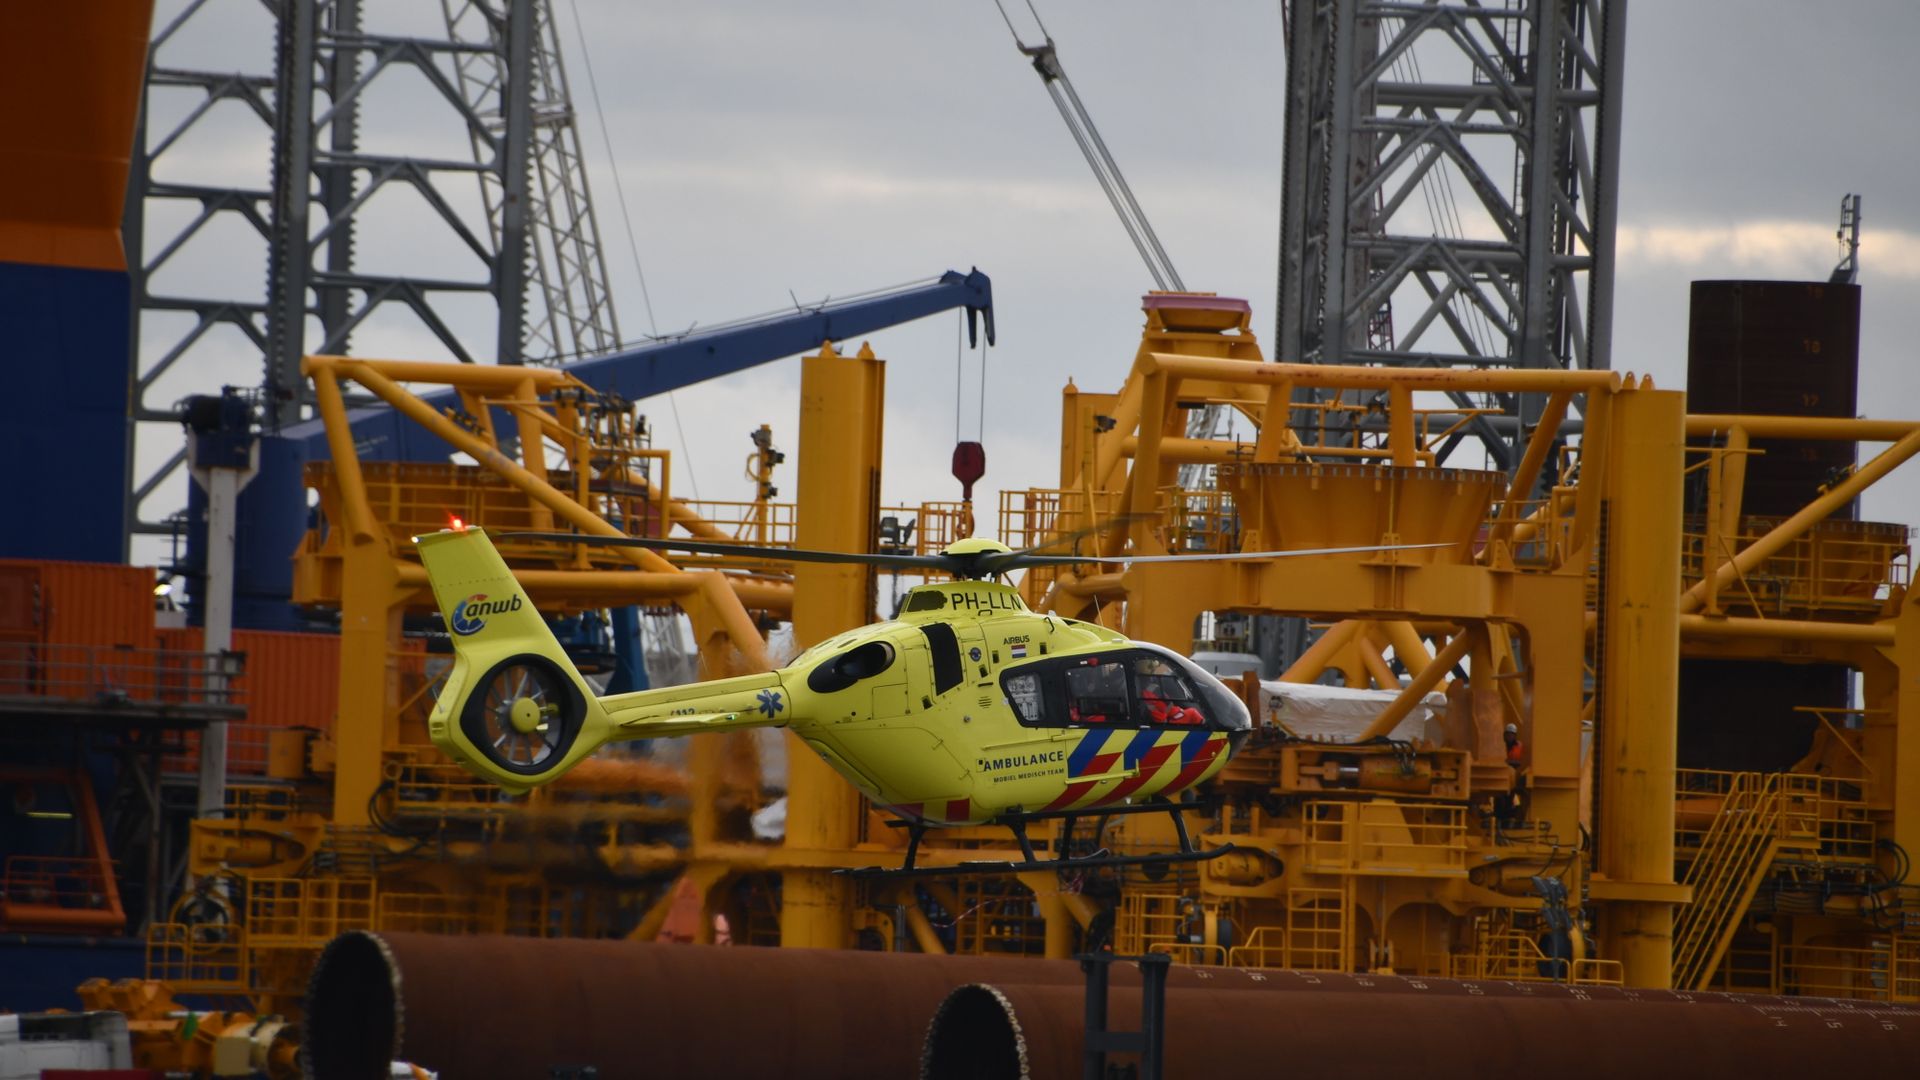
(1032, 300, 1918, 989)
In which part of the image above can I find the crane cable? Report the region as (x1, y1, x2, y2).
(565, 0, 699, 498)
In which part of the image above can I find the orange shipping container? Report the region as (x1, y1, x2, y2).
(0, 558, 158, 650)
(163, 628, 342, 777)
(160, 626, 341, 730)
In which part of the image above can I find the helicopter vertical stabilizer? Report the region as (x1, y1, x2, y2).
(416, 527, 615, 790)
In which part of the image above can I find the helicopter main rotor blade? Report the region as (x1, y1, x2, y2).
(1002, 512, 1158, 560)
(995, 541, 1456, 570)
(497, 531, 954, 572)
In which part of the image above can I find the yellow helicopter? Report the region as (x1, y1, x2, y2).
(415, 526, 1439, 877)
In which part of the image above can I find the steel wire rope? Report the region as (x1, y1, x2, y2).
(565, 0, 699, 499)
(1390, 17, 1498, 360)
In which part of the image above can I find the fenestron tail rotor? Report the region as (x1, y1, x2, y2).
(460, 654, 587, 777)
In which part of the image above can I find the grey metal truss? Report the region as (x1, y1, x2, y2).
(1276, 0, 1626, 468)
(124, 0, 280, 549)
(442, 0, 622, 366)
(126, 0, 623, 548)
(264, 0, 534, 425)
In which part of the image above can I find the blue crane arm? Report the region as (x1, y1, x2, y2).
(283, 268, 993, 462)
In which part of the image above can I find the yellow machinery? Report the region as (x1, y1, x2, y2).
(149, 294, 1920, 1018)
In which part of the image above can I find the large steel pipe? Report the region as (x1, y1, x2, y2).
(925, 981, 1920, 1080)
(307, 933, 1920, 1078)
(305, 932, 1086, 1079)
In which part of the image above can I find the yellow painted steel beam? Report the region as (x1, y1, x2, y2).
(1718, 428, 1749, 540)
(1678, 614, 1894, 646)
(1121, 436, 1415, 464)
(1379, 620, 1433, 678)
(1566, 388, 1615, 567)
(1491, 392, 1571, 545)
(1679, 428, 1920, 614)
(781, 342, 884, 950)
(1355, 627, 1473, 741)
(1116, 372, 1172, 558)
(311, 368, 378, 544)
(1389, 385, 1417, 467)
(1091, 377, 1144, 494)
(1279, 619, 1364, 683)
(1358, 624, 1401, 690)
(1016, 870, 1078, 960)
(305, 354, 581, 390)
(1145, 355, 1624, 394)
(1250, 376, 1300, 463)
(1685, 415, 1920, 441)
(334, 359, 774, 672)
(900, 893, 948, 956)
(1594, 388, 1686, 989)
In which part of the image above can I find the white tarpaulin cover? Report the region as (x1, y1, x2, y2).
(1258, 680, 1447, 744)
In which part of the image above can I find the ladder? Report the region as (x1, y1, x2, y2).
(1671, 773, 1814, 989)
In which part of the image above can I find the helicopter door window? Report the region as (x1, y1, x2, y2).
(1131, 655, 1207, 726)
(1065, 662, 1130, 726)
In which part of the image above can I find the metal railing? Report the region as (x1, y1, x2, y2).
(1680, 515, 1910, 615)
(998, 489, 1123, 552)
(1112, 891, 1208, 959)
(1447, 921, 1623, 986)
(0, 855, 124, 931)
(1303, 800, 1469, 877)
(676, 499, 796, 546)
(1670, 771, 1826, 990)
(1223, 889, 1352, 973)
(1676, 768, 1873, 863)
(1779, 939, 1920, 1003)
(1164, 489, 1237, 554)
(0, 643, 242, 712)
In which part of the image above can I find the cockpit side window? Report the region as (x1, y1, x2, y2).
(1131, 655, 1205, 725)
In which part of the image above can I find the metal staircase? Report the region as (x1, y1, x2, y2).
(1671, 773, 1817, 989)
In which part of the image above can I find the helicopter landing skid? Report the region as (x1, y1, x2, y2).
(841, 799, 1238, 881)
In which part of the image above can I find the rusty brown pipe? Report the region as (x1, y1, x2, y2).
(307, 933, 1920, 1079)
(925, 981, 1920, 1080)
(304, 931, 1091, 1080)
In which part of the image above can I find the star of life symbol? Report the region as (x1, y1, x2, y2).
(756, 689, 785, 717)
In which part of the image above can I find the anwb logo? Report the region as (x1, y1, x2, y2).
(450, 592, 522, 636)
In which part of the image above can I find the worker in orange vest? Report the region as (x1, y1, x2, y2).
(1499, 723, 1525, 826)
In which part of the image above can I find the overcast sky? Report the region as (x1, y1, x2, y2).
(134, 0, 1920, 564)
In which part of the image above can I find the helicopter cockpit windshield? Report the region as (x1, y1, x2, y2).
(1001, 643, 1251, 734)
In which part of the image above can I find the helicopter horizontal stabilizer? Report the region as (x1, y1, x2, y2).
(616, 711, 772, 738)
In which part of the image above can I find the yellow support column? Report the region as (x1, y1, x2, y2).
(331, 541, 406, 826)
(1593, 387, 1687, 988)
(1884, 599, 1920, 864)
(781, 341, 884, 949)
